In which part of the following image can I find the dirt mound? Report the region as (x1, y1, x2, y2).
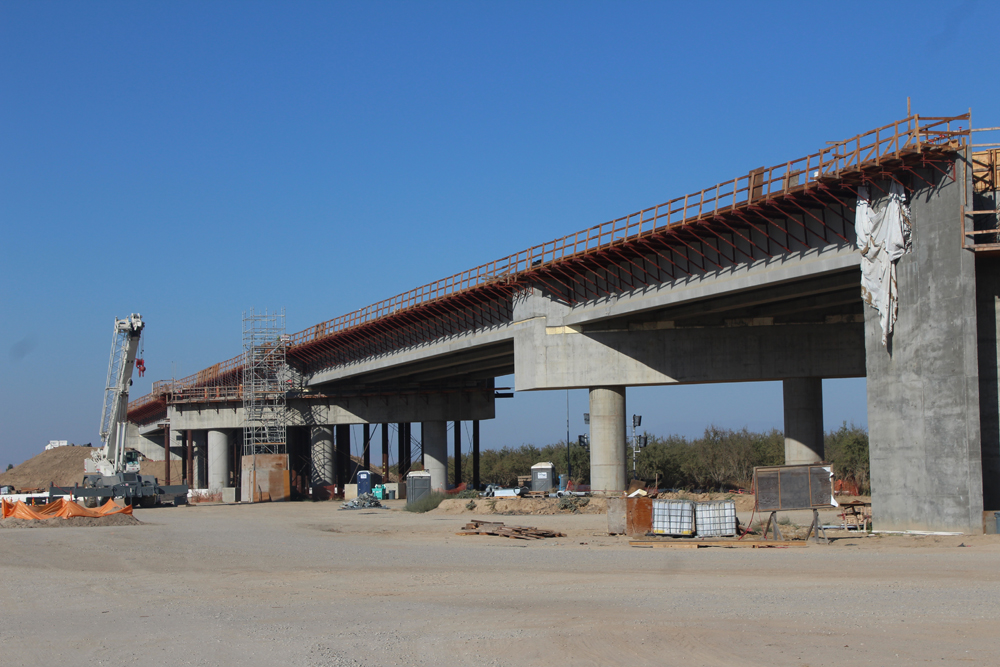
(0, 513, 142, 529)
(0, 447, 97, 490)
(139, 459, 178, 484)
(432, 497, 608, 515)
(0, 447, 175, 490)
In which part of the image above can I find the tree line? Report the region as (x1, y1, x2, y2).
(440, 422, 870, 493)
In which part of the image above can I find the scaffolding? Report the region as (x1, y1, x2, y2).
(242, 308, 288, 461)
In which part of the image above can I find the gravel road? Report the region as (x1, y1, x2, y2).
(1, 501, 997, 666)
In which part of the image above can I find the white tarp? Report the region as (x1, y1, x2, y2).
(856, 182, 911, 345)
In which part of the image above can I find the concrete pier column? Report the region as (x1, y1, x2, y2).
(207, 429, 230, 493)
(397, 423, 407, 480)
(403, 423, 412, 477)
(783, 378, 824, 465)
(381, 424, 390, 481)
(163, 423, 171, 485)
(311, 426, 334, 491)
(589, 386, 627, 493)
(192, 430, 207, 490)
(472, 420, 480, 490)
(453, 421, 462, 486)
(362, 424, 371, 471)
(335, 424, 351, 491)
(185, 430, 194, 486)
(422, 421, 447, 491)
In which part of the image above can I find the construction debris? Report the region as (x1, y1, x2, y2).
(456, 520, 565, 540)
(629, 539, 806, 549)
(340, 493, 383, 510)
(557, 496, 590, 512)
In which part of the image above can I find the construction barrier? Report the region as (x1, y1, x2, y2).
(1, 497, 133, 520)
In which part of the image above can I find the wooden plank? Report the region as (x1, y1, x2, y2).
(457, 520, 565, 540)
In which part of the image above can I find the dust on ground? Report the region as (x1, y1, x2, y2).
(0, 513, 142, 529)
(2, 501, 997, 667)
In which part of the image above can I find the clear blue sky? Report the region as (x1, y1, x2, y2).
(2, 1, 996, 467)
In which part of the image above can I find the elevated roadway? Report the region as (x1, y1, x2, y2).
(127, 112, 1000, 532)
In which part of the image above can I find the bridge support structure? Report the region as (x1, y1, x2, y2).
(783, 378, 824, 465)
(310, 426, 334, 494)
(865, 164, 985, 533)
(589, 386, 627, 494)
(422, 421, 447, 491)
(207, 429, 230, 494)
(335, 424, 351, 493)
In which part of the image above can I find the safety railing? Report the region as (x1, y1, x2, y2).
(973, 148, 999, 193)
(129, 113, 969, 412)
(287, 114, 967, 347)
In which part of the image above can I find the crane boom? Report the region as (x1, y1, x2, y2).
(95, 314, 144, 476)
(72, 312, 189, 507)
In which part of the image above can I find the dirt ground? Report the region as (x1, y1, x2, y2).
(433, 496, 608, 515)
(0, 513, 142, 529)
(2, 501, 998, 666)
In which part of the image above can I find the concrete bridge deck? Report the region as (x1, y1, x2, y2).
(126, 112, 1000, 533)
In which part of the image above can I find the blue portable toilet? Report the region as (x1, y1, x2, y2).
(357, 470, 372, 495)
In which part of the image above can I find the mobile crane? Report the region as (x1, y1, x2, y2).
(52, 314, 188, 507)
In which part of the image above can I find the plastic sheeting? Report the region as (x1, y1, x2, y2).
(1, 497, 133, 520)
(856, 182, 911, 345)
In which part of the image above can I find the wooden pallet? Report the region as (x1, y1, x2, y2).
(457, 520, 566, 540)
(629, 539, 806, 549)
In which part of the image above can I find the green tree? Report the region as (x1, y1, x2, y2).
(825, 422, 870, 493)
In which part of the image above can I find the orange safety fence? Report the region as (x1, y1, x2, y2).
(1, 497, 133, 520)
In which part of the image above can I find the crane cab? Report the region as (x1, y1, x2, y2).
(123, 449, 142, 473)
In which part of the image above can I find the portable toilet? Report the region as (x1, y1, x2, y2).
(357, 470, 372, 495)
(531, 462, 556, 492)
(406, 471, 432, 505)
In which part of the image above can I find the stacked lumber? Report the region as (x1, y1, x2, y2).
(457, 520, 565, 540)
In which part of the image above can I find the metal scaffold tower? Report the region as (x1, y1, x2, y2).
(242, 308, 289, 463)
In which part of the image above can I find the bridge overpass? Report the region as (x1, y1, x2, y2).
(127, 112, 1000, 532)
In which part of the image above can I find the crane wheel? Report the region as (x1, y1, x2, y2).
(139, 496, 156, 508)
(83, 497, 98, 508)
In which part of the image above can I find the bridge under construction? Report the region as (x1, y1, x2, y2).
(126, 111, 1000, 533)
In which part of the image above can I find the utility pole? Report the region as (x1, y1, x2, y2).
(566, 390, 570, 482)
(631, 414, 642, 480)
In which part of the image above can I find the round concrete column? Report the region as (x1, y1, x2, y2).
(589, 386, 627, 493)
(193, 430, 208, 490)
(207, 429, 230, 494)
(310, 426, 334, 487)
(422, 421, 448, 491)
(783, 377, 824, 464)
